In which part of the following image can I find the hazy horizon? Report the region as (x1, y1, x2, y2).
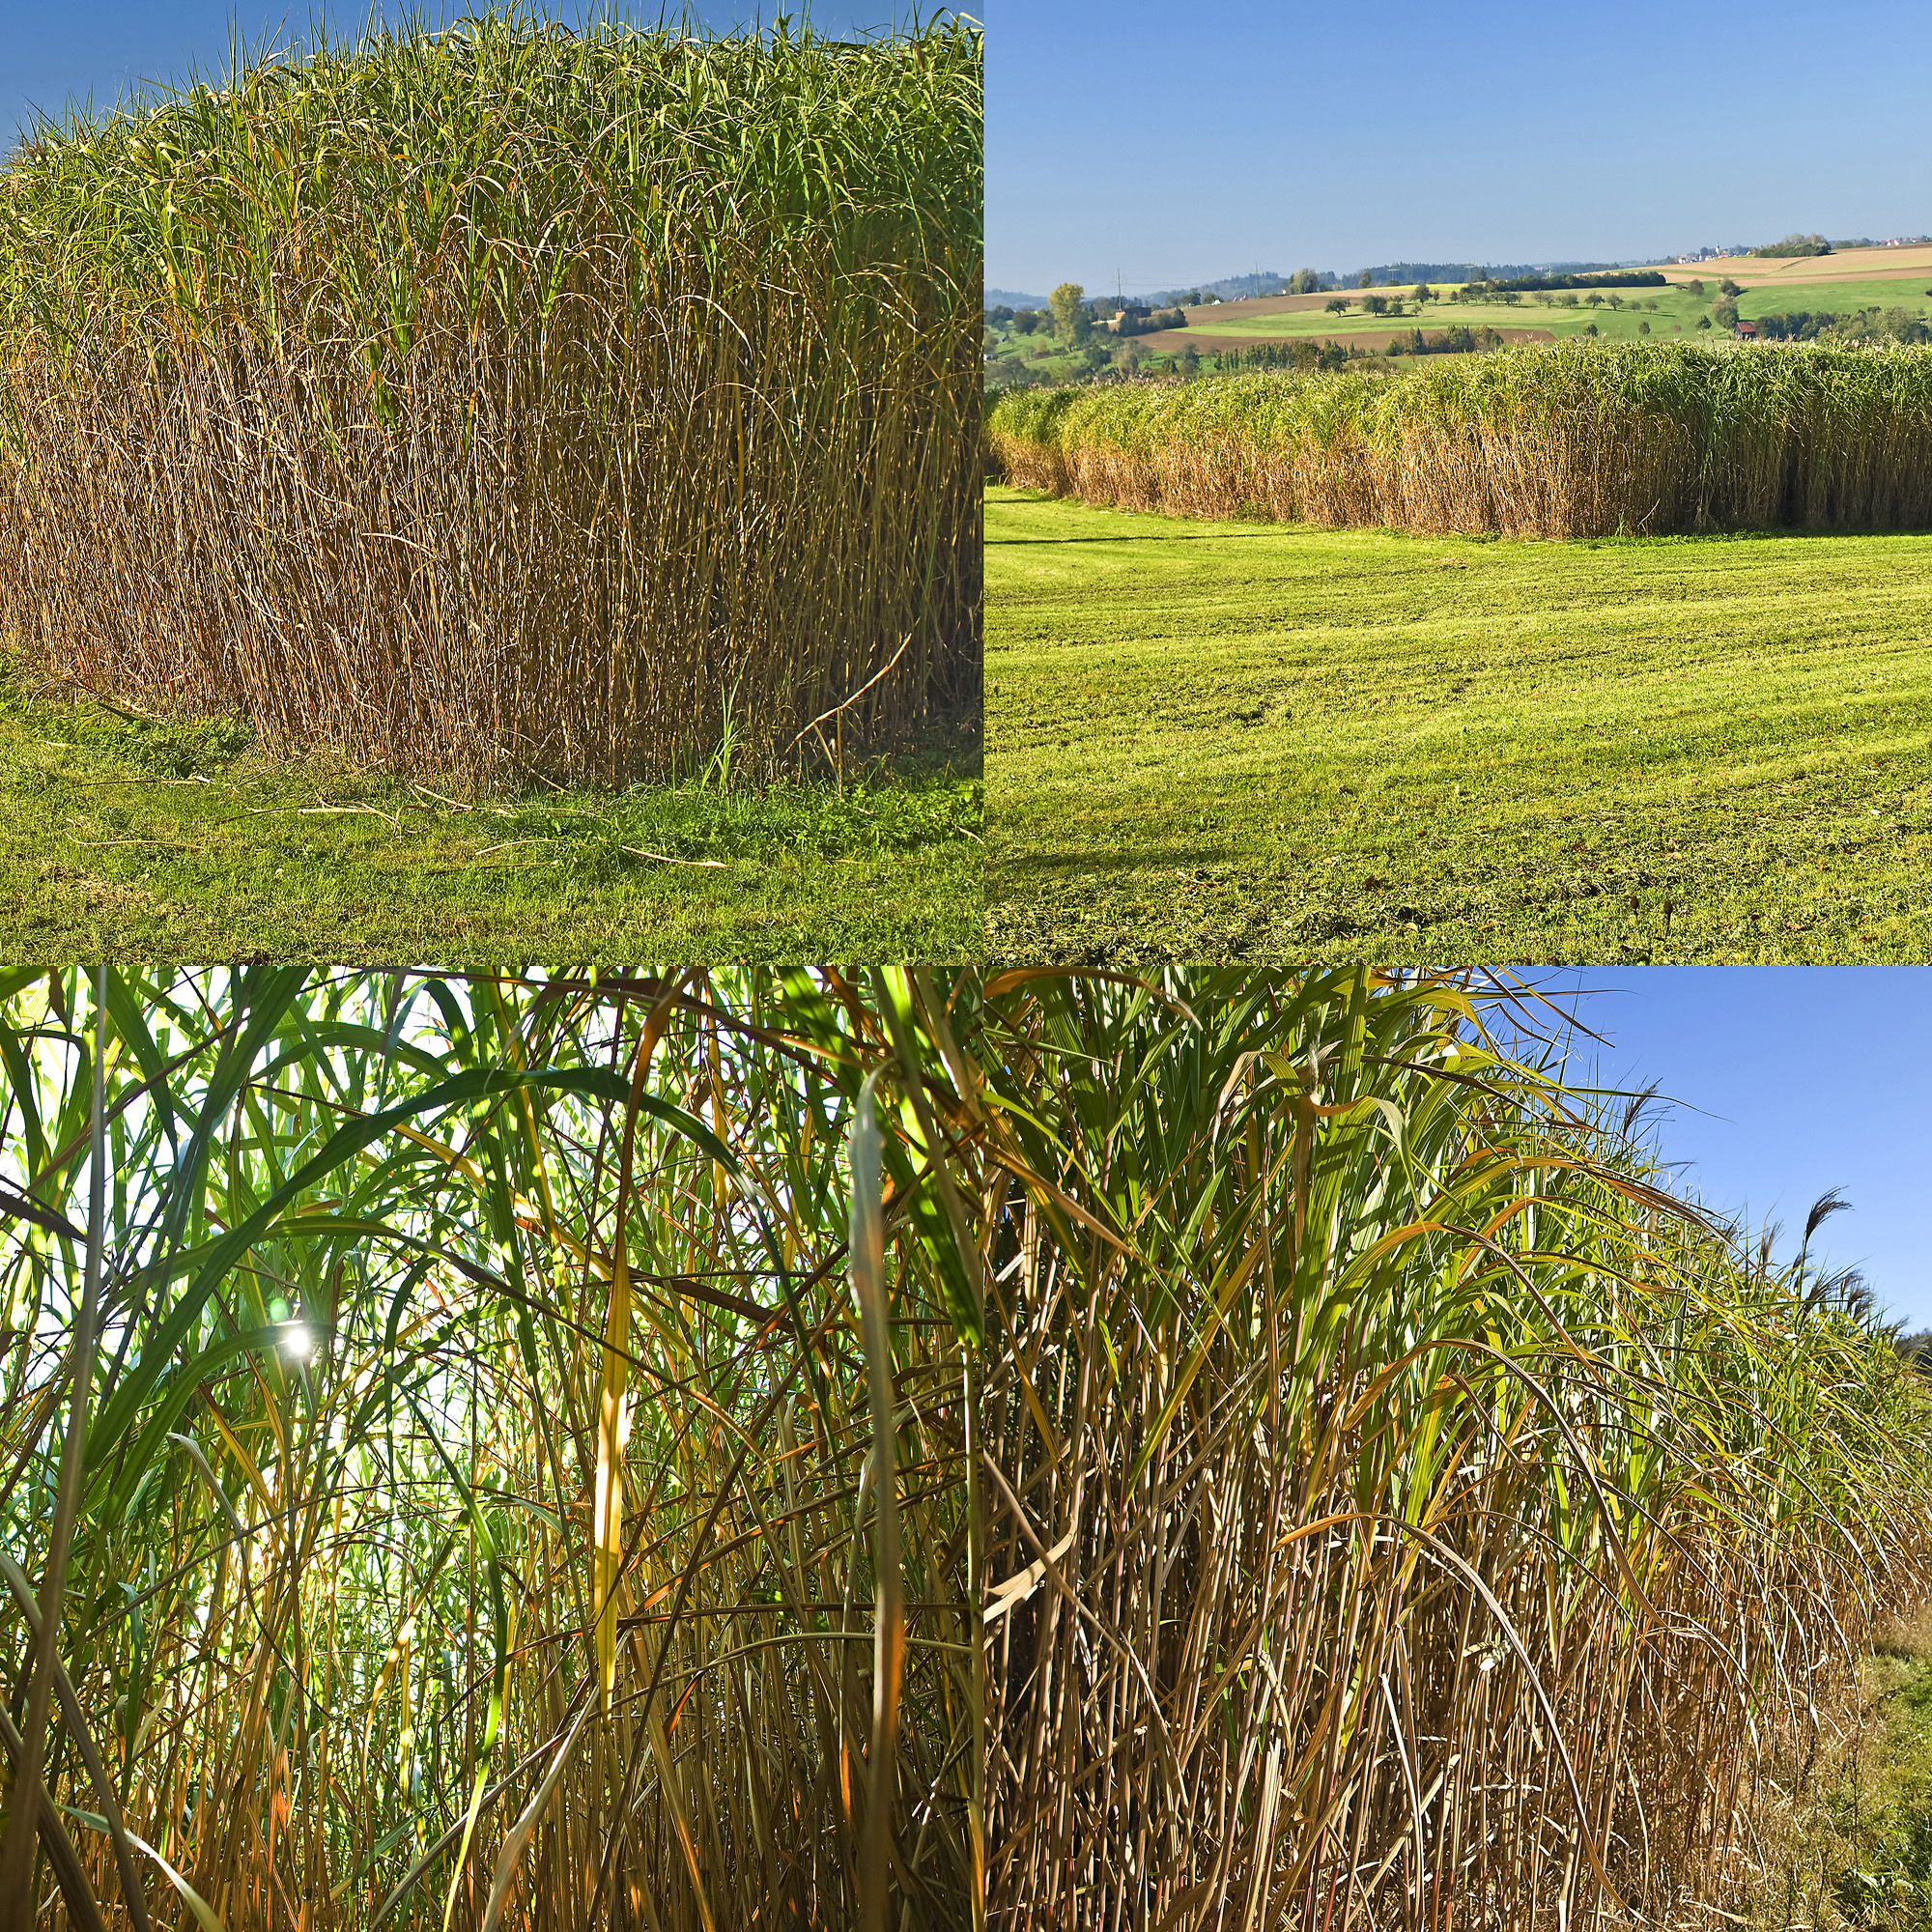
(987, 0, 1932, 297)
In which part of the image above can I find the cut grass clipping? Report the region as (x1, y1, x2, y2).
(984, 485, 1932, 966)
(988, 340, 1932, 537)
(0, 965, 980, 1929)
(980, 966, 1932, 1929)
(0, 10, 982, 786)
(0, 656, 982, 963)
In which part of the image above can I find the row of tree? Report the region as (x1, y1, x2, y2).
(1471, 270, 1668, 293)
(1386, 325, 1507, 356)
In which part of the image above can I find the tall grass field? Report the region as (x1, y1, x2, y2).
(980, 966, 1932, 1929)
(0, 966, 980, 1929)
(988, 341, 1932, 537)
(0, 13, 982, 786)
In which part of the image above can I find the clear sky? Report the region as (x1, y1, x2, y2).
(986, 0, 1932, 298)
(1, 1, 922, 153)
(1511, 970, 1932, 1332)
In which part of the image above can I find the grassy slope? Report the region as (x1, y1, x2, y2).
(1733, 276, 1932, 320)
(1152, 280, 1932, 354)
(985, 324, 1098, 386)
(0, 659, 982, 962)
(984, 485, 1932, 965)
(985, 256, 1932, 383)
(986, 289, 1760, 387)
(1170, 283, 1922, 347)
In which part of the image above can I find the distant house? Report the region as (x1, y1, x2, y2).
(1105, 303, 1151, 330)
(1734, 319, 1759, 339)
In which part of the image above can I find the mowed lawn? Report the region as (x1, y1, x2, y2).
(985, 485, 1932, 964)
(0, 656, 982, 964)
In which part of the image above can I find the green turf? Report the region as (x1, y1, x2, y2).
(0, 654, 982, 963)
(984, 484, 1932, 965)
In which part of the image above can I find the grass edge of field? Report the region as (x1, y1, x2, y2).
(1714, 1605, 1932, 1932)
(0, 647, 985, 962)
(982, 484, 1932, 969)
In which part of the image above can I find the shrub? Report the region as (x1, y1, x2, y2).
(1752, 232, 1832, 257)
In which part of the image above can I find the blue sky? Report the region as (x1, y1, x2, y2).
(986, 0, 1932, 298)
(1, 1, 923, 151)
(1513, 970, 1932, 1331)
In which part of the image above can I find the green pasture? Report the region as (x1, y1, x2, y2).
(983, 484, 1932, 965)
(1731, 274, 1932, 319)
(0, 654, 982, 962)
(1171, 276, 1931, 349)
(984, 320, 1103, 386)
(1175, 285, 1700, 346)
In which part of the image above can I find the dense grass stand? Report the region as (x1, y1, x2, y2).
(0, 966, 981, 1929)
(0, 14, 983, 787)
(989, 341, 1932, 537)
(980, 968, 1932, 1928)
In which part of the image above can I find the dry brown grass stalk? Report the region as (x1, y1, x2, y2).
(0, 966, 982, 1929)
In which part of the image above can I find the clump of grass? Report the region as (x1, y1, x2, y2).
(112, 714, 255, 778)
(0, 966, 981, 1927)
(0, 8, 982, 786)
(988, 339, 1932, 536)
(980, 967, 1932, 1928)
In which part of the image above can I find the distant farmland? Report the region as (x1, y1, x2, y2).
(1128, 243, 1932, 357)
(1653, 240, 1932, 288)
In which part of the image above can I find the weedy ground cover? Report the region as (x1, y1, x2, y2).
(988, 342, 1932, 536)
(0, 966, 981, 1930)
(0, 11, 981, 787)
(981, 966, 1932, 1929)
(1705, 1605, 1932, 1931)
(983, 485, 1932, 965)
(0, 657, 981, 961)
